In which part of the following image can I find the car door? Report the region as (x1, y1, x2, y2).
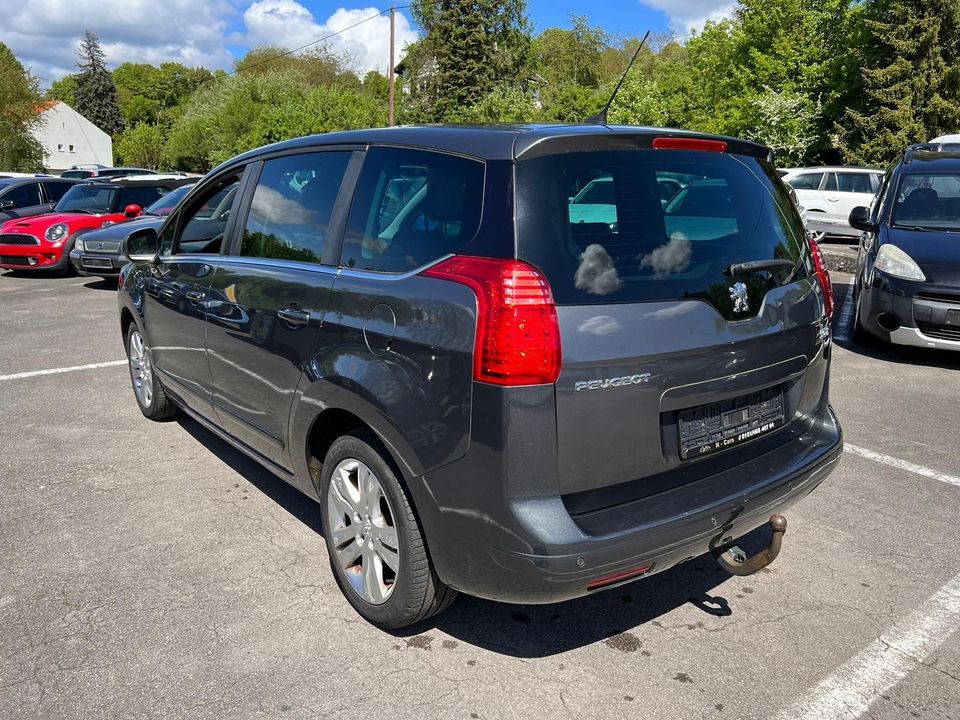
(823, 171, 877, 225)
(0, 182, 48, 221)
(142, 171, 245, 420)
(784, 171, 825, 214)
(204, 148, 361, 470)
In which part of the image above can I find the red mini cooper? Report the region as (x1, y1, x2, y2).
(0, 178, 191, 273)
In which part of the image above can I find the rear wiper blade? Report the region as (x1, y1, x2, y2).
(727, 259, 797, 277)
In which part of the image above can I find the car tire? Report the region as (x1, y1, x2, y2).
(125, 324, 179, 421)
(319, 429, 457, 629)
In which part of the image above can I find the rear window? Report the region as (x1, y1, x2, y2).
(119, 185, 171, 210)
(517, 149, 809, 315)
(341, 146, 485, 273)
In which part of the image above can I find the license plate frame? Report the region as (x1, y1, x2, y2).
(81, 256, 113, 269)
(678, 385, 785, 460)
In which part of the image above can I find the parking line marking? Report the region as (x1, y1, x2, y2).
(779, 571, 960, 720)
(0, 360, 126, 381)
(845, 443, 960, 488)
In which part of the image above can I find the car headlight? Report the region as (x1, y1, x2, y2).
(45, 223, 69, 243)
(74, 239, 84, 251)
(875, 244, 926, 281)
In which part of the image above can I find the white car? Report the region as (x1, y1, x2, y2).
(782, 167, 883, 239)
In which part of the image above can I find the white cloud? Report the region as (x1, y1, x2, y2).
(243, 1, 418, 75)
(0, 0, 236, 85)
(641, 0, 738, 35)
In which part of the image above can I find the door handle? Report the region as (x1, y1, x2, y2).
(277, 306, 310, 326)
(185, 289, 205, 302)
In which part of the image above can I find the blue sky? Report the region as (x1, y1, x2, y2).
(1, 0, 734, 85)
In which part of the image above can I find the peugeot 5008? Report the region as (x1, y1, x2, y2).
(117, 125, 843, 628)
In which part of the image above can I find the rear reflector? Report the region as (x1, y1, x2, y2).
(586, 563, 655, 591)
(808, 237, 834, 318)
(653, 137, 728, 153)
(421, 256, 562, 386)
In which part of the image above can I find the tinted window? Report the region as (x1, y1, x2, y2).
(341, 146, 485, 273)
(892, 172, 960, 230)
(823, 173, 838, 192)
(119, 185, 171, 210)
(55, 185, 117, 213)
(787, 173, 822, 190)
(0, 183, 41, 208)
(162, 176, 240, 256)
(241, 152, 351, 264)
(145, 184, 192, 215)
(516, 149, 809, 317)
(42, 181, 74, 202)
(61, 170, 93, 179)
(837, 173, 873, 193)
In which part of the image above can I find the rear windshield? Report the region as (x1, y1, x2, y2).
(517, 149, 809, 315)
(892, 173, 960, 231)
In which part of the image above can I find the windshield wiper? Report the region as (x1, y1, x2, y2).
(728, 259, 797, 277)
(895, 224, 958, 233)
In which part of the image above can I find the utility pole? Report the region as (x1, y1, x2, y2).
(389, 6, 396, 126)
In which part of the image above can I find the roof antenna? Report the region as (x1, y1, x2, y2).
(587, 30, 651, 125)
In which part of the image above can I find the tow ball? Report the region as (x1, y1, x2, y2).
(711, 514, 787, 576)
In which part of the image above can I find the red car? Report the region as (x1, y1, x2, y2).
(0, 178, 191, 273)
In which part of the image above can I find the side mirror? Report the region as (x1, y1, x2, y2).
(123, 227, 159, 262)
(849, 206, 876, 233)
(124, 203, 142, 218)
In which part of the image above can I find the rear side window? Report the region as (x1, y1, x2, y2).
(42, 181, 73, 203)
(516, 149, 808, 317)
(120, 185, 170, 210)
(241, 151, 351, 264)
(0, 183, 41, 208)
(836, 173, 874, 193)
(341, 146, 485, 273)
(787, 173, 822, 190)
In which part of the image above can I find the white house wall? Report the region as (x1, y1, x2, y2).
(32, 103, 113, 172)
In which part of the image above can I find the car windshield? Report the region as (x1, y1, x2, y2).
(55, 185, 117, 214)
(892, 173, 960, 231)
(144, 184, 191, 215)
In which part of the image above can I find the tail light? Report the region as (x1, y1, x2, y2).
(421, 256, 562, 386)
(586, 563, 655, 591)
(808, 237, 834, 318)
(653, 137, 728, 153)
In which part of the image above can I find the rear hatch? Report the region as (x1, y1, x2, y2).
(516, 138, 830, 513)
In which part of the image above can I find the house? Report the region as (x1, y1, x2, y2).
(32, 101, 113, 173)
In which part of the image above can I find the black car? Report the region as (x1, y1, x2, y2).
(117, 125, 842, 628)
(0, 176, 78, 223)
(850, 144, 960, 349)
(69, 183, 201, 276)
(60, 166, 157, 180)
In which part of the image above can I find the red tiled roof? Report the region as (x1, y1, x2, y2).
(36, 100, 61, 113)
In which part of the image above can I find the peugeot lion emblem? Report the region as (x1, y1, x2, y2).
(729, 282, 749, 314)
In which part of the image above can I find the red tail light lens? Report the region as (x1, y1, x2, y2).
(653, 137, 728, 153)
(808, 237, 834, 318)
(421, 256, 562, 386)
(586, 563, 655, 591)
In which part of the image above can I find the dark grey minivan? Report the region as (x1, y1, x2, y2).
(117, 125, 842, 628)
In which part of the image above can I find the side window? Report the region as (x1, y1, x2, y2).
(822, 173, 838, 192)
(161, 175, 241, 256)
(42, 181, 73, 203)
(786, 172, 823, 190)
(240, 152, 351, 264)
(0, 183, 41, 208)
(120, 185, 170, 210)
(837, 172, 873, 194)
(341, 146, 485, 273)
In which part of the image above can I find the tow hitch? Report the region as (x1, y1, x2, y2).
(712, 514, 787, 576)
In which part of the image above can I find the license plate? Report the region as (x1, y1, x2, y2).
(678, 385, 785, 459)
(81, 257, 112, 269)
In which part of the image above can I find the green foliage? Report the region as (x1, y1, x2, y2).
(115, 123, 165, 169)
(533, 17, 611, 89)
(444, 85, 541, 123)
(0, 42, 45, 171)
(112, 62, 212, 125)
(73, 31, 124, 135)
(47, 75, 77, 106)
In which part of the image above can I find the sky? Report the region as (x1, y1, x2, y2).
(0, 0, 737, 88)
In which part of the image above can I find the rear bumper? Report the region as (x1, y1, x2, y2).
(412, 405, 842, 604)
(858, 276, 960, 350)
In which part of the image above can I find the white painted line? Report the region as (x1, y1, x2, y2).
(845, 443, 960, 488)
(0, 359, 126, 381)
(779, 571, 960, 720)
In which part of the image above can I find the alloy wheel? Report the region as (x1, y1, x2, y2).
(129, 330, 153, 408)
(326, 458, 400, 605)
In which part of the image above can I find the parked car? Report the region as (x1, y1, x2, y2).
(61, 166, 158, 180)
(849, 144, 960, 349)
(0, 177, 192, 273)
(71, 182, 239, 277)
(0, 176, 78, 223)
(783, 167, 883, 239)
(117, 125, 842, 628)
(928, 134, 960, 151)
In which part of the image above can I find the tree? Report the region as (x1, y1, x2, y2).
(838, 0, 960, 166)
(47, 75, 77, 106)
(0, 43, 45, 172)
(444, 85, 541, 123)
(73, 31, 124, 135)
(115, 123, 165, 168)
(410, 0, 532, 120)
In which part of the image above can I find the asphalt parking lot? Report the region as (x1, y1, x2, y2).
(1, 270, 959, 720)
